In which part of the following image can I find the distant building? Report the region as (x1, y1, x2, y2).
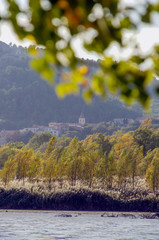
(79, 112, 86, 126)
(44, 127, 60, 137)
(19, 127, 40, 134)
(19, 125, 60, 137)
(113, 118, 135, 126)
(48, 122, 69, 134)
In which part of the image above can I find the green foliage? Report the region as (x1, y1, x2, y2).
(0, 157, 16, 185)
(97, 151, 116, 189)
(15, 149, 33, 184)
(27, 151, 42, 182)
(0, 146, 13, 169)
(116, 148, 131, 189)
(44, 136, 56, 157)
(1, 1, 159, 106)
(133, 120, 154, 156)
(0, 143, 24, 169)
(81, 149, 101, 187)
(139, 149, 156, 177)
(62, 137, 83, 185)
(27, 132, 53, 151)
(146, 148, 159, 193)
(43, 148, 59, 183)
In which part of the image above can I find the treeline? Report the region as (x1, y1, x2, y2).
(0, 119, 159, 193)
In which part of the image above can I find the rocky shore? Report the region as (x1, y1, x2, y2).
(0, 188, 159, 213)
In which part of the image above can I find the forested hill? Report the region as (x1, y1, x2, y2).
(0, 41, 143, 130)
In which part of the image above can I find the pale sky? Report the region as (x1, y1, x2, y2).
(1, 1, 159, 60)
(0, 22, 31, 47)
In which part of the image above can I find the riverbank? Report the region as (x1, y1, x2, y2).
(0, 187, 159, 212)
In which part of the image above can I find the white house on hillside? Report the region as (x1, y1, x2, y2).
(113, 118, 135, 125)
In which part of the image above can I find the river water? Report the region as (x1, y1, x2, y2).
(0, 211, 158, 240)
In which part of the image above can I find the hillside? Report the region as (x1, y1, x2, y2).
(0, 41, 143, 130)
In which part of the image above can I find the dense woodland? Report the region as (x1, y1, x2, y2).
(0, 41, 144, 130)
(0, 119, 159, 194)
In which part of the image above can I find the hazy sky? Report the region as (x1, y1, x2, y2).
(0, 0, 159, 60)
(0, 21, 99, 60)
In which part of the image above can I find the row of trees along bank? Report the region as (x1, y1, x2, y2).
(0, 119, 159, 193)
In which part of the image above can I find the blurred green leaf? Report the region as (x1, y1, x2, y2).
(30, 58, 54, 83)
(1, 0, 159, 108)
(82, 89, 94, 103)
(56, 82, 79, 98)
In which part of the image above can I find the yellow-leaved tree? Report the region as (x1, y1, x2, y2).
(146, 148, 159, 193)
(113, 132, 143, 188)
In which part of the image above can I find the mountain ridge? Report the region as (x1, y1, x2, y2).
(0, 41, 143, 130)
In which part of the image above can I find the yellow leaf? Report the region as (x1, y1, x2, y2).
(78, 65, 88, 75)
(58, 0, 69, 9)
(26, 34, 36, 42)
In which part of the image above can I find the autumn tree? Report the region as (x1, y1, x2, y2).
(27, 151, 42, 182)
(0, 145, 13, 169)
(97, 151, 116, 189)
(146, 148, 159, 193)
(113, 132, 143, 188)
(139, 149, 155, 177)
(62, 137, 83, 186)
(113, 132, 136, 160)
(116, 148, 131, 189)
(14, 149, 33, 185)
(92, 133, 112, 155)
(81, 149, 101, 188)
(43, 148, 61, 184)
(43, 136, 56, 158)
(0, 143, 29, 184)
(82, 133, 112, 154)
(42, 136, 71, 186)
(133, 119, 153, 156)
(0, 156, 17, 185)
(128, 146, 143, 188)
(81, 135, 102, 187)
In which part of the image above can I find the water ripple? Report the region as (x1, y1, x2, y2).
(0, 211, 158, 240)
